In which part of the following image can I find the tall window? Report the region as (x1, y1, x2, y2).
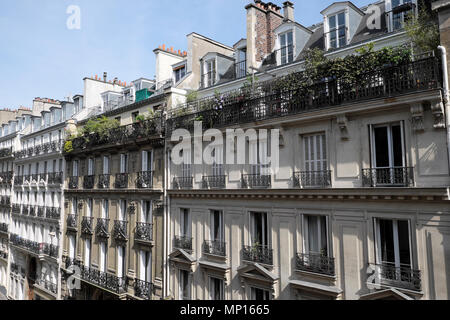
(117, 246, 126, 278)
(392, 0, 414, 31)
(212, 148, 223, 177)
(99, 242, 107, 272)
(179, 269, 191, 300)
(68, 234, 76, 259)
(250, 212, 268, 247)
(103, 156, 110, 174)
(119, 200, 127, 221)
(120, 154, 128, 174)
(251, 287, 270, 300)
(139, 250, 152, 282)
(371, 123, 404, 170)
(87, 198, 93, 217)
(249, 138, 270, 176)
(72, 198, 78, 215)
(303, 215, 329, 256)
(142, 150, 153, 172)
(279, 31, 294, 65)
(180, 208, 191, 238)
(303, 133, 328, 188)
(204, 59, 216, 87)
(210, 210, 224, 242)
(142, 200, 152, 223)
(84, 239, 91, 267)
(87, 158, 94, 176)
(328, 12, 346, 49)
(209, 277, 224, 300)
(102, 200, 109, 219)
(174, 65, 186, 83)
(375, 219, 411, 269)
(72, 160, 79, 177)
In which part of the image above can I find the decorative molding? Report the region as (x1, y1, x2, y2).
(431, 100, 446, 129)
(410, 103, 424, 132)
(336, 115, 349, 140)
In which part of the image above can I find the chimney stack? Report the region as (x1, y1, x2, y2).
(283, 1, 294, 21)
(103, 72, 107, 82)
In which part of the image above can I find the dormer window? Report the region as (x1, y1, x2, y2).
(174, 65, 186, 83)
(390, 0, 415, 31)
(279, 31, 294, 65)
(328, 12, 346, 49)
(203, 59, 216, 88)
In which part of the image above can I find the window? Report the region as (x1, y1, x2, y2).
(132, 112, 140, 123)
(375, 219, 412, 269)
(328, 12, 346, 49)
(209, 277, 224, 300)
(68, 234, 76, 259)
(210, 210, 224, 242)
(120, 154, 128, 174)
(142, 200, 152, 223)
(117, 246, 126, 278)
(204, 59, 216, 87)
(87, 199, 93, 217)
(142, 150, 153, 172)
(99, 242, 107, 272)
(103, 156, 110, 174)
(180, 208, 191, 238)
(251, 287, 270, 300)
(102, 200, 109, 219)
(72, 198, 78, 215)
(303, 215, 329, 256)
(391, 0, 414, 31)
(304, 133, 327, 173)
(139, 250, 152, 282)
(72, 160, 79, 177)
(212, 148, 223, 177)
(87, 158, 94, 176)
(279, 31, 294, 65)
(174, 65, 186, 83)
(250, 212, 268, 247)
(249, 138, 270, 176)
(179, 269, 191, 300)
(84, 239, 91, 267)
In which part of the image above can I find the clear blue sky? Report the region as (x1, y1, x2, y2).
(0, 0, 374, 109)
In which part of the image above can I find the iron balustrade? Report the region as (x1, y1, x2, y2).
(172, 177, 193, 189)
(83, 175, 95, 189)
(37, 279, 58, 294)
(12, 204, 21, 214)
(22, 206, 29, 215)
(242, 245, 273, 265)
(81, 216, 94, 235)
(115, 173, 129, 189)
(134, 279, 153, 300)
(23, 175, 31, 183)
(27, 148, 34, 157)
(241, 174, 271, 189)
(174, 235, 193, 251)
(293, 170, 332, 188)
(31, 174, 39, 182)
(136, 171, 153, 189)
(42, 142, 50, 153)
(167, 58, 441, 133)
(29, 207, 36, 217)
(0, 223, 8, 233)
(10, 234, 42, 255)
(296, 252, 336, 276)
(203, 240, 226, 257)
(34, 145, 42, 155)
(69, 176, 79, 189)
(135, 223, 153, 242)
(81, 266, 128, 294)
(96, 218, 110, 237)
(202, 175, 226, 189)
(113, 220, 128, 240)
(47, 207, 61, 220)
(50, 140, 62, 152)
(67, 214, 78, 230)
(42, 244, 58, 258)
(37, 173, 47, 183)
(48, 172, 63, 184)
(14, 175, 23, 185)
(98, 174, 111, 189)
(362, 167, 414, 187)
(0, 147, 12, 158)
(37, 206, 45, 218)
(234, 60, 247, 79)
(369, 263, 421, 291)
(0, 171, 12, 184)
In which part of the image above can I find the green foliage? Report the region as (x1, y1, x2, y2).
(64, 140, 73, 153)
(135, 114, 146, 122)
(405, 1, 440, 53)
(186, 90, 198, 103)
(80, 116, 120, 140)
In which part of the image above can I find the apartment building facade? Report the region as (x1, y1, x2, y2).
(164, 0, 450, 301)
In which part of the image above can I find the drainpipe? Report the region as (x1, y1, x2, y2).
(437, 45, 450, 174)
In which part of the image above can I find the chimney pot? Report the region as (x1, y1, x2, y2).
(283, 1, 294, 21)
(103, 72, 107, 82)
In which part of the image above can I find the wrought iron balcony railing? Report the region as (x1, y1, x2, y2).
(42, 244, 59, 258)
(42, 142, 50, 154)
(242, 244, 273, 265)
(27, 148, 34, 157)
(136, 171, 153, 189)
(167, 58, 441, 133)
(0, 147, 12, 158)
(296, 252, 335, 276)
(22, 206, 29, 216)
(67, 214, 78, 230)
(14, 175, 24, 185)
(172, 177, 193, 189)
(98, 174, 111, 189)
(47, 207, 61, 220)
(37, 206, 45, 218)
(293, 170, 332, 188)
(135, 222, 153, 243)
(12, 204, 21, 214)
(23, 175, 32, 183)
(37, 279, 58, 295)
(241, 174, 271, 189)
(31, 174, 39, 183)
(362, 167, 414, 187)
(202, 175, 226, 189)
(10, 234, 42, 255)
(96, 218, 110, 238)
(69, 176, 79, 189)
(369, 263, 421, 292)
(174, 235, 193, 251)
(37, 173, 47, 184)
(0, 171, 12, 184)
(81, 216, 94, 235)
(114, 173, 129, 189)
(47, 172, 63, 184)
(134, 279, 153, 300)
(79, 266, 128, 294)
(0, 223, 8, 233)
(29, 206, 36, 217)
(203, 240, 226, 257)
(83, 175, 95, 189)
(34, 145, 42, 155)
(113, 220, 128, 240)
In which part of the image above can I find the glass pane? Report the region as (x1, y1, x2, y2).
(397, 220, 411, 267)
(328, 15, 336, 30)
(338, 12, 345, 26)
(391, 125, 403, 167)
(374, 127, 389, 168)
(379, 219, 395, 264)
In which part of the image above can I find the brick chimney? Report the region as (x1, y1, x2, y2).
(283, 1, 294, 21)
(246, 0, 284, 69)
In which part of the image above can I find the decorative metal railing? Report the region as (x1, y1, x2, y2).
(69, 176, 79, 189)
(203, 240, 226, 256)
(113, 220, 128, 240)
(362, 167, 414, 187)
(83, 175, 95, 189)
(241, 174, 271, 189)
(114, 173, 128, 189)
(29, 206, 36, 217)
(167, 58, 441, 133)
(47, 207, 61, 220)
(67, 214, 78, 229)
(234, 60, 247, 79)
(172, 177, 193, 189)
(71, 264, 128, 294)
(96, 218, 110, 237)
(0, 196, 11, 207)
(42, 244, 59, 258)
(134, 279, 153, 300)
(98, 174, 111, 189)
(14, 175, 23, 185)
(174, 235, 193, 251)
(369, 263, 421, 291)
(10, 234, 41, 255)
(12, 204, 21, 214)
(293, 170, 332, 188)
(136, 171, 153, 189)
(37, 278, 58, 294)
(0, 147, 12, 158)
(296, 252, 335, 276)
(242, 245, 273, 265)
(0, 223, 8, 233)
(81, 216, 94, 234)
(135, 223, 153, 242)
(47, 172, 63, 184)
(0, 171, 13, 184)
(202, 175, 226, 189)
(31, 174, 39, 183)
(37, 206, 45, 218)
(22, 206, 29, 216)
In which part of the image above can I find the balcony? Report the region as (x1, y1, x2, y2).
(14, 175, 24, 185)
(233, 60, 247, 79)
(22, 206, 29, 216)
(10, 234, 41, 255)
(83, 175, 95, 189)
(241, 174, 271, 189)
(0, 196, 11, 207)
(114, 173, 129, 189)
(167, 58, 441, 133)
(31, 174, 39, 183)
(172, 177, 193, 190)
(48, 172, 63, 185)
(369, 263, 421, 292)
(42, 142, 50, 154)
(23, 175, 31, 184)
(134, 279, 153, 300)
(296, 252, 335, 276)
(12, 204, 21, 214)
(135, 223, 153, 243)
(37, 206, 45, 218)
(42, 244, 59, 258)
(47, 207, 61, 220)
(34, 145, 42, 155)
(174, 236, 193, 251)
(202, 175, 226, 189)
(51, 140, 62, 152)
(0, 223, 8, 233)
(0, 171, 12, 184)
(69, 176, 79, 189)
(98, 174, 111, 189)
(293, 171, 332, 188)
(27, 148, 34, 157)
(37, 173, 47, 184)
(81, 216, 94, 235)
(136, 171, 153, 189)
(242, 245, 273, 265)
(0, 147, 12, 158)
(79, 266, 128, 294)
(203, 240, 226, 257)
(29, 206, 36, 217)
(113, 220, 128, 241)
(36, 279, 58, 295)
(362, 167, 414, 187)
(96, 218, 110, 238)
(67, 214, 78, 230)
